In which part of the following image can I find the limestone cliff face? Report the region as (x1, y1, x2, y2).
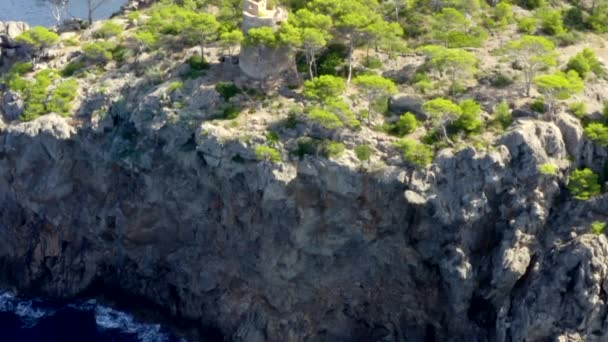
(1, 101, 608, 342)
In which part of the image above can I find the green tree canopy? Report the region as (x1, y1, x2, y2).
(423, 98, 462, 144)
(503, 35, 557, 97)
(353, 74, 398, 124)
(304, 75, 347, 102)
(421, 45, 478, 96)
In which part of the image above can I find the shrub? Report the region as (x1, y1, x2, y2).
(188, 55, 210, 71)
(61, 60, 86, 77)
(308, 107, 343, 129)
(394, 138, 434, 167)
(83, 41, 117, 64)
(15, 26, 59, 50)
(294, 138, 319, 159)
(412, 72, 434, 93)
(255, 146, 282, 163)
(585, 123, 608, 147)
(455, 99, 483, 134)
(568, 168, 601, 200)
(569, 102, 587, 120)
(317, 43, 348, 76)
(323, 141, 345, 159)
(167, 81, 184, 93)
(395, 113, 418, 136)
(489, 73, 513, 88)
(215, 82, 241, 101)
(563, 7, 586, 31)
(538, 8, 565, 36)
(364, 56, 383, 70)
(95, 21, 123, 39)
(591, 221, 607, 235)
(588, 5, 608, 33)
(11, 62, 34, 75)
(517, 17, 538, 34)
(304, 75, 347, 102)
(21, 69, 59, 121)
(355, 144, 374, 165)
(517, 0, 545, 10)
(266, 131, 280, 146)
(495, 100, 512, 129)
(135, 30, 160, 50)
(530, 99, 546, 113)
(539, 163, 558, 176)
(219, 105, 241, 120)
(566, 48, 605, 79)
(47, 79, 79, 116)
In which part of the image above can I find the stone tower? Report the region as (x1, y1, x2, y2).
(239, 0, 291, 80)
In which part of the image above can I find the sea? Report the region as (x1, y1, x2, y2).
(0, 0, 128, 27)
(0, 1, 194, 341)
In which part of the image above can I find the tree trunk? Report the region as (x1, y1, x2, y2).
(306, 53, 314, 80)
(347, 39, 354, 85)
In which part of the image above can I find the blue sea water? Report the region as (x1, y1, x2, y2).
(0, 291, 185, 342)
(0, 0, 129, 27)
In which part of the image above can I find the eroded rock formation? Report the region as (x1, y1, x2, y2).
(0, 97, 607, 342)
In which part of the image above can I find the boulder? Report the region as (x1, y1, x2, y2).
(0, 21, 29, 40)
(1, 91, 24, 121)
(388, 94, 428, 120)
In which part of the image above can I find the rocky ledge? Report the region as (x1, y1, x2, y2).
(0, 98, 607, 342)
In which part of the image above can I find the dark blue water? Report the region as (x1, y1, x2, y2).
(0, 292, 185, 342)
(0, 0, 129, 27)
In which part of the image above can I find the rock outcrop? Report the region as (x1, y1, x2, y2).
(0, 91, 608, 342)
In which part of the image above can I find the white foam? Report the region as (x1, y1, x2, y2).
(0, 291, 54, 328)
(95, 305, 170, 342)
(0, 291, 174, 341)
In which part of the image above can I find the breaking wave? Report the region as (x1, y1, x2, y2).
(0, 291, 179, 341)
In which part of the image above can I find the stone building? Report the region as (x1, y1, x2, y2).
(239, 0, 291, 80)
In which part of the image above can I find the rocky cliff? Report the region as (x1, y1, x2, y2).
(1, 87, 608, 342)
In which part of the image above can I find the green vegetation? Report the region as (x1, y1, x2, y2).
(255, 146, 282, 163)
(591, 221, 607, 236)
(539, 163, 558, 176)
(566, 48, 605, 79)
(394, 139, 434, 167)
(585, 123, 608, 147)
(95, 21, 123, 39)
(494, 101, 513, 129)
(568, 168, 601, 200)
(215, 82, 241, 101)
(323, 141, 345, 159)
(533, 70, 584, 113)
(8, 0, 608, 176)
(83, 41, 118, 64)
(15, 26, 59, 53)
(503, 35, 557, 97)
(355, 144, 374, 166)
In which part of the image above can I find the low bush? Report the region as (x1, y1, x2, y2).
(255, 145, 282, 163)
(61, 60, 86, 77)
(539, 163, 558, 176)
(568, 168, 601, 200)
(83, 41, 117, 64)
(591, 221, 607, 235)
(215, 82, 241, 101)
(94, 21, 123, 39)
(47, 79, 79, 116)
(323, 141, 345, 159)
(394, 138, 434, 167)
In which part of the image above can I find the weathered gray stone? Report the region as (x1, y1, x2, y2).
(388, 94, 428, 120)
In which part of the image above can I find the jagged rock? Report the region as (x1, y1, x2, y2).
(0, 21, 29, 40)
(507, 236, 608, 342)
(388, 94, 428, 119)
(556, 112, 585, 160)
(1, 91, 24, 121)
